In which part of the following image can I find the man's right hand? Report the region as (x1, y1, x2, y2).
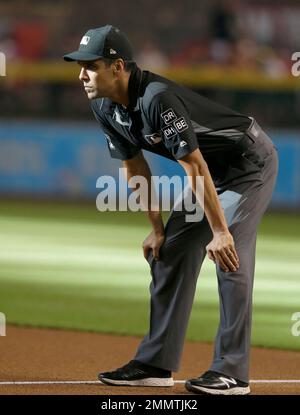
(142, 230, 165, 261)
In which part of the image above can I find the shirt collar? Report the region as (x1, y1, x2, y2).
(127, 64, 143, 112)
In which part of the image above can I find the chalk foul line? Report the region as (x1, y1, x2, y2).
(0, 379, 300, 385)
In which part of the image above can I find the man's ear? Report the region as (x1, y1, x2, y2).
(114, 59, 124, 73)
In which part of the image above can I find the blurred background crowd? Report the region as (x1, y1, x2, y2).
(0, 0, 297, 74)
(0, 0, 299, 126)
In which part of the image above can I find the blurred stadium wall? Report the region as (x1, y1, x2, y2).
(0, 121, 299, 209)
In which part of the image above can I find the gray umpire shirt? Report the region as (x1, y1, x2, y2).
(90, 63, 258, 189)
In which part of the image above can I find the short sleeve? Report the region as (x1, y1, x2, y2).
(91, 101, 140, 161)
(148, 91, 199, 159)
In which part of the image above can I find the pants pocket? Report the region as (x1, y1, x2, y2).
(242, 150, 266, 169)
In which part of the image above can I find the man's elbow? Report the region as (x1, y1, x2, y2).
(178, 151, 208, 176)
(123, 151, 144, 169)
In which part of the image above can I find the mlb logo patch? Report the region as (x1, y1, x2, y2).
(144, 133, 162, 145)
(162, 125, 177, 140)
(80, 36, 90, 45)
(161, 108, 177, 125)
(174, 117, 188, 133)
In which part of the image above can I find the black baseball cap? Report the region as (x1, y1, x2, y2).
(63, 25, 133, 62)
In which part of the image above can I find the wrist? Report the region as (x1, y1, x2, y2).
(212, 227, 229, 236)
(153, 226, 164, 236)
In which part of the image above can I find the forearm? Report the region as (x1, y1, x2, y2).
(123, 157, 164, 235)
(146, 210, 164, 235)
(186, 161, 228, 234)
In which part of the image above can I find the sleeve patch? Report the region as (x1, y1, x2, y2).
(174, 117, 188, 133)
(160, 108, 177, 125)
(162, 125, 177, 139)
(144, 133, 163, 145)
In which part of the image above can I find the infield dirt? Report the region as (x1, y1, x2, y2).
(0, 325, 299, 395)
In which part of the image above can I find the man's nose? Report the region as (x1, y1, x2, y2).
(79, 67, 88, 81)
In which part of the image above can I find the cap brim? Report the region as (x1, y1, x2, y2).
(63, 51, 103, 62)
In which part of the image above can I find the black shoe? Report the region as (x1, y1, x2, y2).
(185, 370, 250, 395)
(98, 359, 174, 387)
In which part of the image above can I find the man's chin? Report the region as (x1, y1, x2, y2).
(85, 90, 101, 100)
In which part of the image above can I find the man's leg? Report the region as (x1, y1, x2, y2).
(134, 193, 212, 372)
(210, 149, 279, 383)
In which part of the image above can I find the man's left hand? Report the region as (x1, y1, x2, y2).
(206, 231, 239, 272)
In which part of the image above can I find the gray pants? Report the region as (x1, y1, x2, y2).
(134, 125, 278, 383)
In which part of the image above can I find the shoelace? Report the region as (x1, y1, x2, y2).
(115, 360, 138, 373)
(200, 370, 221, 380)
(114, 360, 170, 377)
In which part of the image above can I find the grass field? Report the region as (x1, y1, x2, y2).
(0, 200, 299, 350)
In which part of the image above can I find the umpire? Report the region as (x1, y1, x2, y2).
(64, 25, 278, 395)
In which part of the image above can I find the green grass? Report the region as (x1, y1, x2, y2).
(0, 200, 299, 350)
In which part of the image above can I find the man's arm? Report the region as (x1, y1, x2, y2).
(178, 148, 239, 273)
(123, 151, 165, 261)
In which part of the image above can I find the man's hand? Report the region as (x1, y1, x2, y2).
(143, 230, 165, 261)
(206, 230, 239, 272)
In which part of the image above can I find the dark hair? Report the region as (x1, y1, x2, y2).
(102, 58, 136, 72)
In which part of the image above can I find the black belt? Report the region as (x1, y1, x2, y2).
(246, 117, 262, 142)
(239, 117, 275, 165)
(235, 117, 263, 152)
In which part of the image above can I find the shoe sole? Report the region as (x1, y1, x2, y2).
(185, 381, 250, 395)
(99, 376, 174, 387)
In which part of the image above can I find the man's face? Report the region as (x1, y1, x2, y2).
(78, 59, 115, 100)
